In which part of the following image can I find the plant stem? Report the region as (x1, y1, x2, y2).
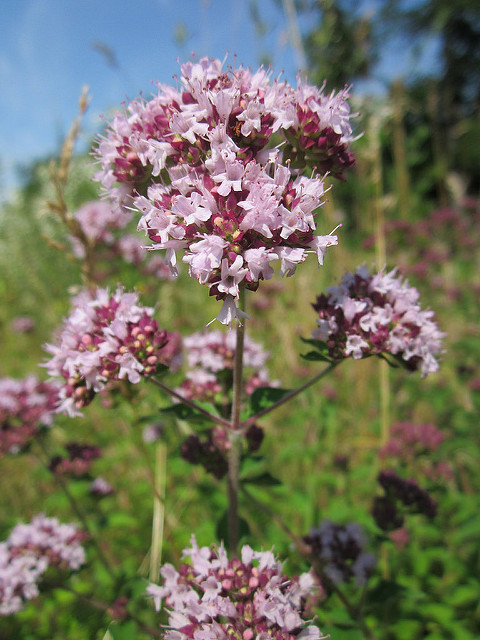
(227, 287, 246, 553)
(34, 437, 117, 581)
(240, 361, 339, 430)
(61, 585, 164, 638)
(240, 484, 309, 552)
(148, 376, 231, 429)
(149, 442, 166, 583)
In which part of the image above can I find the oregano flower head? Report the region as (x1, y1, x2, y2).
(0, 376, 59, 456)
(94, 57, 357, 323)
(177, 329, 276, 402)
(0, 515, 85, 616)
(311, 266, 446, 377)
(147, 536, 326, 640)
(304, 520, 376, 588)
(44, 287, 179, 416)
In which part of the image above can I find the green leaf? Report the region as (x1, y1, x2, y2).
(327, 605, 356, 627)
(366, 580, 408, 605)
(126, 576, 149, 600)
(449, 583, 480, 608)
(160, 403, 211, 424)
(109, 620, 138, 640)
(241, 472, 282, 486)
(249, 387, 291, 415)
(216, 510, 251, 544)
(299, 337, 328, 349)
(394, 619, 423, 640)
(154, 363, 170, 375)
(421, 602, 454, 624)
(377, 353, 401, 368)
(299, 337, 334, 362)
(108, 513, 138, 529)
(301, 350, 333, 362)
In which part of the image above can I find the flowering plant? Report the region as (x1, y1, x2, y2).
(177, 329, 276, 403)
(310, 265, 445, 377)
(43, 286, 180, 416)
(94, 57, 356, 323)
(147, 536, 325, 640)
(0, 53, 453, 640)
(0, 376, 59, 455)
(0, 515, 85, 616)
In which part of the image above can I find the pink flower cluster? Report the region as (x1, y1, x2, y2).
(147, 536, 325, 640)
(94, 57, 356, 322)
(49, 442, 102, 477)
(177, 329, 276, 402)
(89, 476, 114, 497)
(362, 199, 480, 298)
(69, 200, 131, 257)
(69, 201, 174, 279)
(44, 287, 179, 416)
(379, 422, 445, 458)
(312, 266, 446, 377)
(379, 422, 453, 482)
(0, 376, 59, 455)
(0, 514, 85, 615)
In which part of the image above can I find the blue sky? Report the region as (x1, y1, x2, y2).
(0, 0, 438, 199)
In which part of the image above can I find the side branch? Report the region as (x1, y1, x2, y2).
(241, 361, 339, 430)
(148, 376, 231, 429)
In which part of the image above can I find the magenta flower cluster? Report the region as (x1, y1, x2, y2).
(94, 57, 356, 323)
(49, 442, 102, 477)
(379, 422, 445, 458)
(372, 470, 437, 532)
(147, 536, 324, 640)
(0, 515, 85, 615)
(44, 287, 178, 416)
(177, 329, 276, 402)
(312, 266, 445, 377)
(379, 421, 453, 481)
(0, 376, 59, 456)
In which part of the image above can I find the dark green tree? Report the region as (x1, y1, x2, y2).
(301, 0, 377, 88)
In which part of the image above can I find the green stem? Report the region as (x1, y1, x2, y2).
(227, 287, 247, 553)
(34, 437, 117, 581)
(148, 376, 231, 429)
(61, 585, 164, 638)
(149, 442, 166, 583)
(240, 361, 339, 430)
